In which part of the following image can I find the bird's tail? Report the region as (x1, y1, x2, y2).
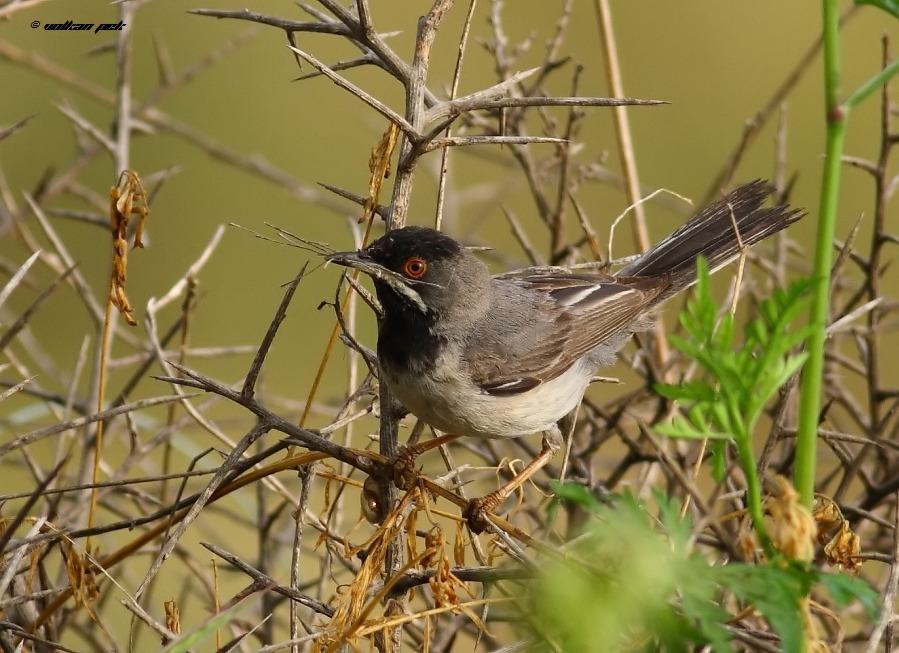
(619, 180, 803, 298)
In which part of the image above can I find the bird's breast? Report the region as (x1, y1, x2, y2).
(378, 344, 593, 440)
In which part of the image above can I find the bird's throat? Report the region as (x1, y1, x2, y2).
(377, 308, 446, 380)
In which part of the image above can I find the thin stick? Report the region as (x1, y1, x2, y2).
(434, 0, 478, 230)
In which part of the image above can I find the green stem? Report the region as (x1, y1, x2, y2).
(735, 431, 774, 558)
(845, 57, 899, 111)
(796, 0, 844, 508)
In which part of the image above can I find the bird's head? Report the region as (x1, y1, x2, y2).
(327, 226, 490, 325)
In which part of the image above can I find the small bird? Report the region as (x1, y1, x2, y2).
(328, 180, 802, 530)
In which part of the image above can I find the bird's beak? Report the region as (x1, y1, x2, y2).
(327, 250, 429, 313)
(326, 250, 384, 279)
(327, 250, 410, 288)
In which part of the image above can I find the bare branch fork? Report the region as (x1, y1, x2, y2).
(191, 3, 664, 227)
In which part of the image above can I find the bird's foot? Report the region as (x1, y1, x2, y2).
(463, 492, 502, 534)
(391, 433, 459, 489)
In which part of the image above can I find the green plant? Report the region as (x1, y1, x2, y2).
(795, 0, 899, 506)
(530, 484, 877, 652)
(632, 257, 877, 651)
(654, 257, 811, 555)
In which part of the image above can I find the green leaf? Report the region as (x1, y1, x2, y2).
(815, 571, 879, 618)
(668, 333, 704, 359)
(674, 314, 709, 354)
(654, 380, 719, 403)
(162, 596, 256, 653)
(717, 562, 810, 653)
(549, 479, 604, 513)
(709, 440, 727, 481)
(653, 488, 692, 551)
(754, 353, 807, 412)
(709, 399, 738, 438)
(679, 591, 734, 653)
(711, 310, 734, 351)
(655, 415, 729, 440)
(743, 317, 767, 349)
(654, 417, 702, 440)
(855, 0, 899, 18)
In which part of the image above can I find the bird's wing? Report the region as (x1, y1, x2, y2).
(466, 273, 669, 396)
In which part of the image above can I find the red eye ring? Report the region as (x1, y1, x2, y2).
(402, 257, 427, 279)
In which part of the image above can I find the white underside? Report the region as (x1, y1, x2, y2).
(382, 352, 593, 439)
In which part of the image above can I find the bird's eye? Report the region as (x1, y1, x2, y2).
(402, 257, 427, 279)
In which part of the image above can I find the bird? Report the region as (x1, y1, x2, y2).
(327, 180, 803, 530)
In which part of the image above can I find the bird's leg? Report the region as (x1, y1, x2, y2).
(464, 425, 563, 533)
